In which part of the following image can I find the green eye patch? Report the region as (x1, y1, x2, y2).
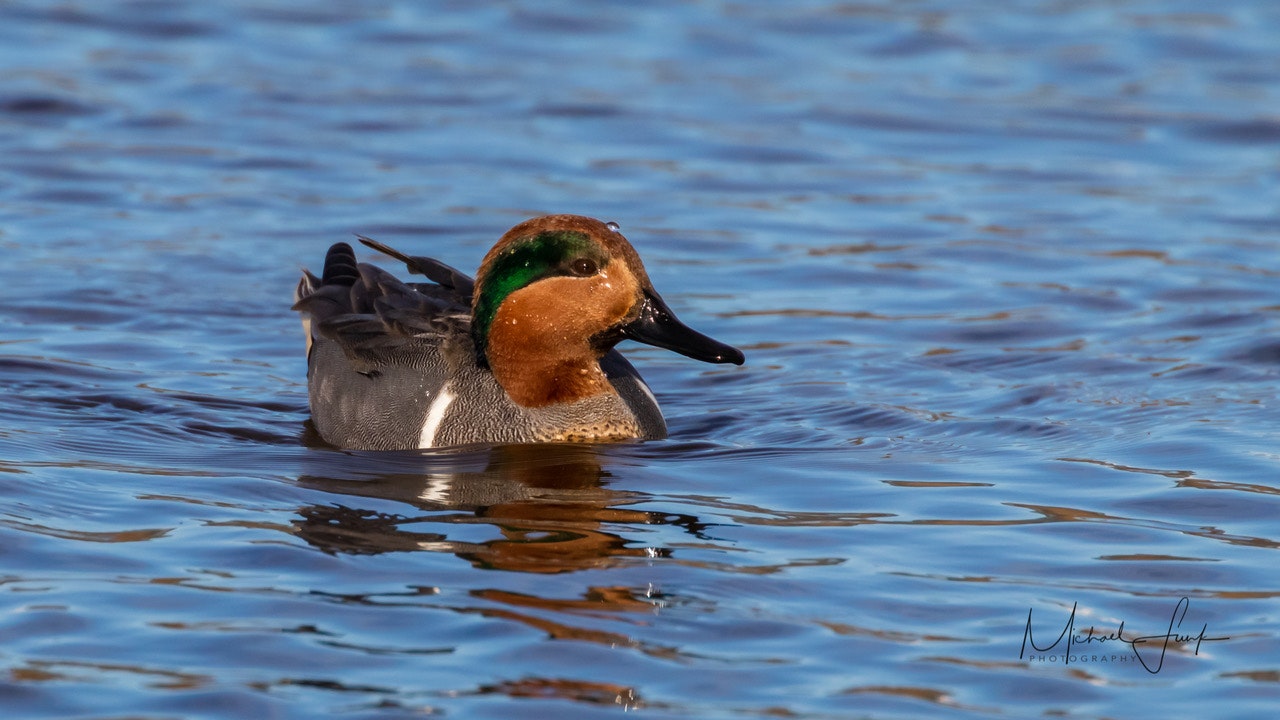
(472, 230, 610, 361)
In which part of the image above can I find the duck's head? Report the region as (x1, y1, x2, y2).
(472, 214, 744, 407)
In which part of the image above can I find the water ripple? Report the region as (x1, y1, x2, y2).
(2, 1, 1278, 718)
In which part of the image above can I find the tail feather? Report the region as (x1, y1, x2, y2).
(357, 235, 475, 299)
(321, 242, 360, 287)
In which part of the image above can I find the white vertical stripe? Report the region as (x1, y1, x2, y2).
(418, 384, 455, 449)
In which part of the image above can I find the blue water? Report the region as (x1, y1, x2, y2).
(2, 2, 1278, 718)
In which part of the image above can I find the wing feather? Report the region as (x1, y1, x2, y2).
(294, 239, 476, 371)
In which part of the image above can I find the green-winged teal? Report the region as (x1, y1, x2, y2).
(294, 214, 744, 450)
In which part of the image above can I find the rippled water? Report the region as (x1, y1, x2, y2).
(3, 2, 1279, 718)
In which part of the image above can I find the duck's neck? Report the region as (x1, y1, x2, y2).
(488, 351, 615, 408)
(482, 307, 617, 407)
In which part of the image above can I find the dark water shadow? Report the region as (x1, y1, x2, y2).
(293, 441, 715, 574)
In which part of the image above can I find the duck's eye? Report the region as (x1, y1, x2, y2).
(570, 257, 598, 277)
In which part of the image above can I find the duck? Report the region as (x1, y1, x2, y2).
(293, 214, 744, 450)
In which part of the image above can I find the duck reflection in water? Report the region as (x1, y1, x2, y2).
(292, 442, 711, 575)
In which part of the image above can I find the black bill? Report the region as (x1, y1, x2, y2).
(619, 289, 745, 365)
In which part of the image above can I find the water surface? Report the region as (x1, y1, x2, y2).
(2, 2, 1278, 718)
